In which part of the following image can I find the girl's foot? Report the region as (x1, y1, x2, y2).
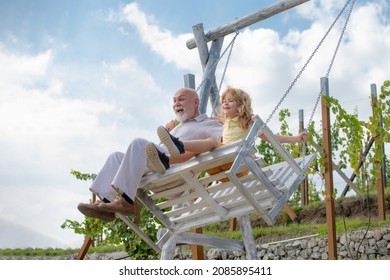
(157, 126, 185, 157)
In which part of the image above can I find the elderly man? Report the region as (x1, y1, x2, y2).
(78, 88, 223, 222)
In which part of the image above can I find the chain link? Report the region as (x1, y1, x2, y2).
(301, 0, 355, 168)
(261, 0, 355, 138)
(196, 31, 240, 93)
(305, 0, 355, 131)
(217, 31, 239, 95)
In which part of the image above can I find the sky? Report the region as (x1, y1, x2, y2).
(0, 0, 389, 249)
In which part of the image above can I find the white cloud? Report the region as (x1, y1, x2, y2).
(0, 46, 170, 248)
(0, 48, 52, 85)
(120, 2, 199, 70)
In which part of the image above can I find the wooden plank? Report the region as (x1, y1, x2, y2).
(116, 213, 161, 253)
(312, 141, 362, 195)
(74, 235, 93, 260)
(166, 164, 310, 230)
(186, 0, 311, 49)
(141, 141, 245, 188)
(180, 172, 229, 218)
(245, 156, 282, 199)
(238, 215, 258, 259)
(198, 38, 223, 114)
(321, 78, 337, 260)
(176, 231, 244, 251)
(192, 23, 220, 116)
(284, 203, 299, 223)
(191, 228, 204, 260)
(229, 218, 237, 231)
(171, 195, 278, 231)
(136, 189, 176, 230)
(150, 156, 312, 232)
(257, 118, 302, 174)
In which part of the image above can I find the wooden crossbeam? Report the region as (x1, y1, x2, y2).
(186, 0, 311, 49)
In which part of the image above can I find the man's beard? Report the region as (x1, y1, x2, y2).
(176, 112, 190, 122)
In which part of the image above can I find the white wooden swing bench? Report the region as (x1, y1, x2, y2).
(116, 115, 316, 260)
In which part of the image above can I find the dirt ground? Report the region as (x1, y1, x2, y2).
(247, 195, 390, 244)
(253, 195, 389, 227)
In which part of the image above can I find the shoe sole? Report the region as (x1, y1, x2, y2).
(146, 142, 166, 174)
(98, 204, 135, 216)
(77, 203, 115, 222)
(157, 126, 180, 157)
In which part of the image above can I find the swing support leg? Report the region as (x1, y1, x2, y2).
(284, 203, 300, 223)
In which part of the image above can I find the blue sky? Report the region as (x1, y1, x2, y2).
(0, 0, 389, 249)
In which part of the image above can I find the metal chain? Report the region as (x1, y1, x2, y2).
(305, 0, 355, 131)
(260, 0, 354, 137)
(217, 31, 240, 95)
(301, 0, 355, 168)
(195, 31, 240, 93)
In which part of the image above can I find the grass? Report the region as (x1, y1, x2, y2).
(203, 216, 390, 244)
(0, 244, 125, 257)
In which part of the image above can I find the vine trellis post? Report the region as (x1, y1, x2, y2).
(320, 77, 337, 260)
(299, 109, 309, 206)
(371, 84, 386, 221)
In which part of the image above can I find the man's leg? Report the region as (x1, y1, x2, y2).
(111, 138, 150, 199)
(99, 138, 158, 214)
(78, 152, 125, 221)
(90, 151, 125, 202)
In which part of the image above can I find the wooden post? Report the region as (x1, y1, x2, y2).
(184, 73, 196, 90)
(299, 109, 309, 206)
(229, 217, 237, 231)
(340, 136, 375, 197)
(371, 83, 386, 221)
(74, 235, 93, 260)
(320, 77, 337, 260)
(197, 38, 223, 114)
(284, 203, 300, 223)
(184, 73, 205, 260)
(75, 193, 96, 260)
(192, 24, 220, 116)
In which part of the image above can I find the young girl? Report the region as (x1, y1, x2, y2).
(146, 86, 307, 174)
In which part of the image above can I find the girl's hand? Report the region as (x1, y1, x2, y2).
(299, 132, 308, 143)
(165, 120, 177, 132)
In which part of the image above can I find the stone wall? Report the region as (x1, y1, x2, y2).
(175, 227, 390, 260)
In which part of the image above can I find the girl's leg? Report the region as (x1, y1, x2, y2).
(158, 126, 221, 156)
(182, 138, 222, 153)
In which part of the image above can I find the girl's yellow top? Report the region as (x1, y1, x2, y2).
(222, 117, 250, 144)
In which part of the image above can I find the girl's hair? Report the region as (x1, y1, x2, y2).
(218, 86, 253, 129)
